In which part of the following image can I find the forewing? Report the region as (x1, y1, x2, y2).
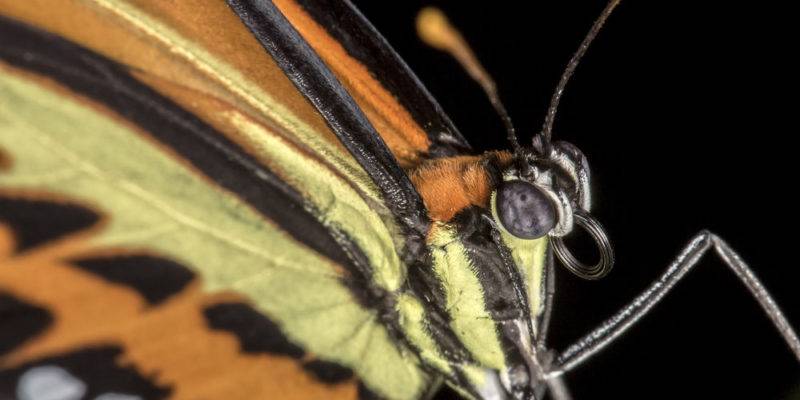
(0, 2, 434, 399)
(272, 0, 471, 166)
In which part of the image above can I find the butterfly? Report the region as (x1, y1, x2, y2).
(1, 1, 798, 400)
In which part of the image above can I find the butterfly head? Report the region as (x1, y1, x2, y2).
(494, 138, 592, 241)
(483, 139, 604, 399)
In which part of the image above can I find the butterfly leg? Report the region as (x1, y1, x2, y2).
(546, 230, 800, 376)
(544, 373, 572, 400)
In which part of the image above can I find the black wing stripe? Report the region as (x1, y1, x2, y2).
(226, 0, 430, 238)
(204, 302, 356, 384)
(203, 302, 307, 357)
(70, 256, 195, 306)
(0, 197, 100, 253)
(0, 15, 380, 307)
(295, 0, 471, 156)
(0, 292, 53, 357)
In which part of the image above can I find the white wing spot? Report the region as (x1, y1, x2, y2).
(16, 365, 87, 400)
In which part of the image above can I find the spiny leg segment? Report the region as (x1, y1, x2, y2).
(549, 230, 800, 376)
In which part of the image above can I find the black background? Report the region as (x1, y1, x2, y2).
(349, 1, 799, 399)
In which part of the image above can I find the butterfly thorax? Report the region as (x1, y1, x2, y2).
(396, 142, 592, 399)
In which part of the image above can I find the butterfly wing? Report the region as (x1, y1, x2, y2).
(268, 0, 471, 163)
(0, 1, 467, 398)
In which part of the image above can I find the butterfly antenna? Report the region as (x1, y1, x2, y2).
(417, 7, 522, 155)
(539, 0, 622, 143)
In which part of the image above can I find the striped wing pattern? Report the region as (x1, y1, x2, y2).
(0, 1, 439, 398)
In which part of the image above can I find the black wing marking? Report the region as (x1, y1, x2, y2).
(227, 0, 431, 239)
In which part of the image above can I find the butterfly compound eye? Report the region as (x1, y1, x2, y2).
(496, 180, 556, 239)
